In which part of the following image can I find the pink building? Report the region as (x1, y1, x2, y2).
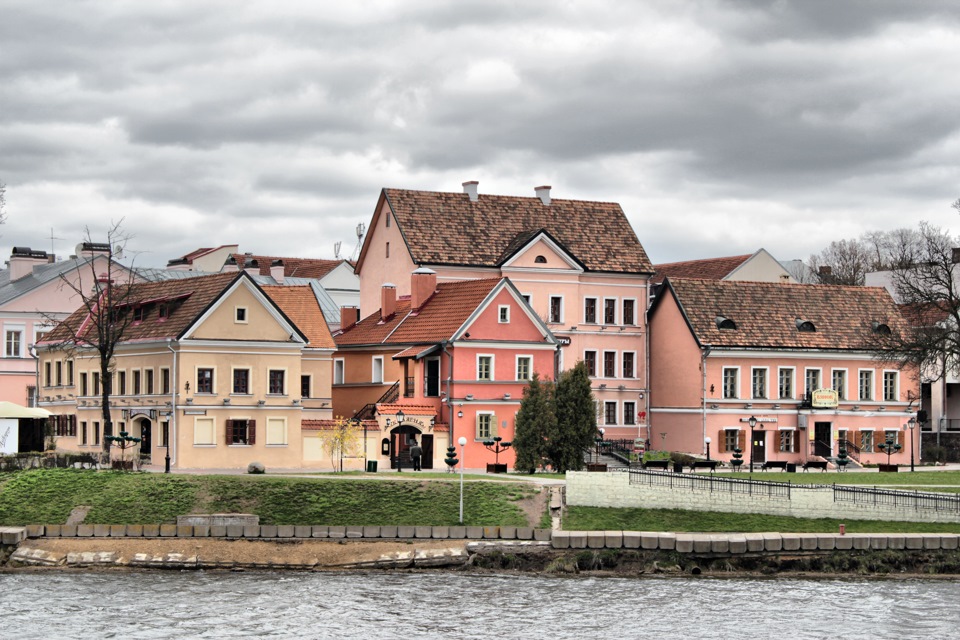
(353, 182, 654, 440)
(333, 268, 557, 469)
(649, 278, 919, 469)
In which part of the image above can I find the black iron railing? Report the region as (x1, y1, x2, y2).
(833, 485, 960, 512)
(837, 439, 861, 462)
(628, 468, 793, 500)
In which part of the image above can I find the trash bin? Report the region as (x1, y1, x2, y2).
(366, 460, 378, 473)
(673, 462, 684, 473)
(786, 463, 797, 473)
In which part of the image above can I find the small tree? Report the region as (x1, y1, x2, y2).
(320, 416, 363, 472)
(548, 361, 596, 473)
(512, 373, 554, 474)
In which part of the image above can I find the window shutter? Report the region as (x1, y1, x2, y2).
(717, 430, 727, 453)
(792, 432, 799, 453)
(225, 420, 233, 446)
(249, 420, 256, 445)
(898, 430, 905, 448)
(738, 431, 746, 450)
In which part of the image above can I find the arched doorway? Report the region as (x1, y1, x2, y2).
(138, 418, 152, 462)
(389, 424, 433, 470)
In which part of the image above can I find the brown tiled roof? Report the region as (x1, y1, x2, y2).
(302, 418, 378, 431)
(232, 254, 344, 279)
(376, 188, 653, 273)
(898, 302, 950, 328)
(661, 278, 908, 350)
(42, 272, 242, 344)
(335, 279, 501, 346)
(652, 254, 752, 284)
(263, 285, 336, 349)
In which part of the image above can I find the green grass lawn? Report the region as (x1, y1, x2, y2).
(0, 469, 540, 527)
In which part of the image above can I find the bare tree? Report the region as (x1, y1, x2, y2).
(807, 238, 872, 285)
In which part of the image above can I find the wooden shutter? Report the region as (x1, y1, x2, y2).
(225, 420, 233, 446)
(738, 431, 747, 450)
(248, 420, 256, 445)
(897, 430, 905, 448)
(717, 430, 727, 453)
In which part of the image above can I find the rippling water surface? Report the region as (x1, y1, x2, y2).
(4, 571, 960, 639)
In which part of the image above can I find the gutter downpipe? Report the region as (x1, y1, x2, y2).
(166, 339, 178, 471)
(701, 344, 713, 456)
(442, 341, 454, 443)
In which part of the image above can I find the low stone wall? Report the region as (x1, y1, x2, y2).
(566, 471, 960, 524)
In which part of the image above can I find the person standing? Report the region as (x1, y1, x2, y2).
(410, 438, 423, 471)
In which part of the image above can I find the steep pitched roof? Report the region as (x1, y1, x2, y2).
(657, 278, 908, 350)
(232, 254, 345, 279)
(369, 188, 653, 274)
(263, 285, 336, 349)
(0, 255, 138, 307)
(335, 279, 503, 347)
(652, 254, 752, 284)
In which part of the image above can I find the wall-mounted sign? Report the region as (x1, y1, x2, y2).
(184, 410, 207, 415)
(556, 337, 571, 346)
(811, 388, 839, 408)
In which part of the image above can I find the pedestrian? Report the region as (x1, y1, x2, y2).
(410, 438, 422, 471)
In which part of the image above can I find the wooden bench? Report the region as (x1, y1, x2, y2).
(643, 460, 670, 471)
(803, 461, 828, 472)
(761, 461, 788, 471)
(690, 460, 718, 472)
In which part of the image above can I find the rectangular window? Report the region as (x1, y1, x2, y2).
(859, 370, 873, 401)
(301, 375, 311, 398)
(93, 421, 100, 446)
(584, 298, 597, 324)
(752, 368, 767, 399)
(386, 241, 390, 258)
(44, 361, 51, 387)
(549, 296, 562, 323)
(334, 359, 345, 385)
(498, 305, 510, 323)
(4, 330, 22, 358)
(118, 371, 127, 395)
(372, 357, 383, 384)
(883, 371, 898, 402)
(624, 401, 636, 425)
(604, 298, 616, 325)
(268, 370, 285, 395)
(194, 417, 215, 445)
(476, 413, 495, 440)
(516, 356, 532, 381)
(603, 351, 616, 378)
(80, 421, 88, 446)
(805, 369, 821, 394)
(226, 419, 256, 445)
(860, 430, 874, 453)
(67, 360, 74, 386)
(604, 401, 617, 425)
(778, 368, 793, 399)
(622, 352, 635, 379)
(197, 368, 214, 394)
(832, 370, 846, 400)
(92, 372, 100, 396)
(133, 306, 145, 322)
(133, 370, 141, 395)
(722, 368, 738, 399)
(779, 430, 795, 453)
(266, 417, 287, 445)
(56, 361, 63, 386)
(161, 368, 170, 395)
(724, 429, 740, 452)
(584, 351, 597, 377)
(623, 299, 635, 326)
(235, 307, 248, 323)
(145, 369, 154, 395)
(80, 373, 88, 396)
(233, 369, 250, 395)
(477, 355, 493, 381)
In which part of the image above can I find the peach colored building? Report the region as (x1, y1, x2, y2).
(334, 268, 558, 470)
(649, 278, 918, 468)
(36, 271, 335, 470)
(353, 182, 654, 441)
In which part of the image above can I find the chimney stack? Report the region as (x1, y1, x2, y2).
(8, 247, 50, 281)
(380, 283, 397, 322)
(270, 259, 285, 284)
(952, 248, 960, 264)
(410, 267, 437, 313)
(535, 185, 551, 205)
(462, 180, 479, 203)
(340, 306, 360, 330)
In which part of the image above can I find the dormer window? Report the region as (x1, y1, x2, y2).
(872, 321, 891, 335)
(715, 316, 737, 330)
(535, 255, 547, 263)
(796, 318, 816, 332)
(133, 306, 145, 322)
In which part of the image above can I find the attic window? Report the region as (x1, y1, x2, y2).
(796, 318, 816, 333)
(133, 306, 145, 322)
(872, 321, 891, 335)
(535, 255, 547, 264)
(715, 316, 737, 330)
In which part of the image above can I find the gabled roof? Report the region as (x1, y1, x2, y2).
(652, 254, 752, 284)
(263, 285, 336, 349)
(231, 254, 345, 279)
(654, 278, 908, 350)
(335, 278, 504, 347)
(0, 255, 137, 307)
(361, 188, 653, 274)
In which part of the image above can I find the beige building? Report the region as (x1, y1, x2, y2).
(36, 271, 335, 470)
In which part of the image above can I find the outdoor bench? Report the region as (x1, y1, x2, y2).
(643, 460, 671, 471)
(690, 460, 718, 472)
(761, 461, 788, 471)
(803, 461, 829, 472)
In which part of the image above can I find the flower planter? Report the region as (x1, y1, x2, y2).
(486, 463, 508, 474)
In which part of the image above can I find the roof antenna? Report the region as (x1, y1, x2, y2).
(334, 241, 342, 259)
(350, 222, 366, 261)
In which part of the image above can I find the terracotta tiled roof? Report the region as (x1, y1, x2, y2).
(377, 403, 437, 415)
(651, 254, 752, 284)
(335, 279, 501, 346)
(301, 418, 378, 431)
(263, 285, 336, 349)
(233, 254, 344, 279)
(42, 272, 242, 344)
(377, 188, 653, 273)
(898, 302, 950, 328)
(661, 278, 908, 350)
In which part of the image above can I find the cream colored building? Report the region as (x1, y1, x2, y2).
(36, 271, 335, 470)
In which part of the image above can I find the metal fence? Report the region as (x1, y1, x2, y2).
(628, 468, 793, 500)
(833, 485, 960, 513)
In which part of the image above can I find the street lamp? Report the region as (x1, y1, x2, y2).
(705, 436, 712, 462)
(748, 416, 758, 479)
(908, 416, 917, 473)
(396, 409, 405, 473)
(458, 436, 467, 524)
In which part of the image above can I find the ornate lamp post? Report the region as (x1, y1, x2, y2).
(458, 436, 467, 524)
(705, 436, 712, 461)
(748, 416, 758, 479)
(907, 416, 917, 472)
(395, 409, 405, 473)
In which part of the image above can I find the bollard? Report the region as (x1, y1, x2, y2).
(839, 524, 846, 536)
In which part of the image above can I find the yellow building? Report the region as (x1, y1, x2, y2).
(36, 271, 335, 470)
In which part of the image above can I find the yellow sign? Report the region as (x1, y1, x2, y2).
(811, 388, 839, 408)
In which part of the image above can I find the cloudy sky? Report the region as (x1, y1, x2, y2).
(2, 1, 959, 269)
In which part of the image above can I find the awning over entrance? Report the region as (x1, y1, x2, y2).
(392, 344, 441, 361)
(0, 401, 51, 419)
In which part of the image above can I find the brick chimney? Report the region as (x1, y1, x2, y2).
(410, 267, 437, 313)
(380, 283, 397, 322)
(222, 255, 239, 272)
(8, 247, 51, 281)
(340, 306, 360, 330)
(535, 185, 551, 205)
(270, 259, 285, 284)
(462, 180, 479, 203)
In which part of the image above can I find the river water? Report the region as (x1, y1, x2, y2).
(4, 571, 959, 639)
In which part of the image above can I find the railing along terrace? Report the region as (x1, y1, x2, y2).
(628, 468, 793, 500)
(833, 485, 960, 513)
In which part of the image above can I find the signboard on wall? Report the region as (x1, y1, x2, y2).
(0, 419, 18, 454)
(811, 389, 839, 408)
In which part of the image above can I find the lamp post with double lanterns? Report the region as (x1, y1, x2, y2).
(395, 409, 405, 473)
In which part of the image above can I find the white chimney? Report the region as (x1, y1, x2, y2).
(462, 181, 479, 203)
(270, 259, 285, 284)
(535, 185, 551, 206)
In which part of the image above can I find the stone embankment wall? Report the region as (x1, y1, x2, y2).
(566, 471, 960, 524)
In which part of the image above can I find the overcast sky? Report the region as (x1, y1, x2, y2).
(2, 1, 959, 270)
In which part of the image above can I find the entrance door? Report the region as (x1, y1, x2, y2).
(390, 425, 421, 469)
(814, 422, 832, 457)
(752, 430, 766, 466)
(421, 434, 434, 470)
(139, 420, 152, 460)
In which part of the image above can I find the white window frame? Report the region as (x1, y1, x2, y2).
(583, 297, 598, 324)
(603, 297, 618, 325)
(623, 400, 636, 425)
(584, 350, 597, 377)
(604, 401, 618, 425)
(268, 368, 287, 395)
(232, 367, 252, 395)
(372, 357, 384, 384)
(196, 367, 215, 394)
(722, 367, 739, 399)
(4, 327, 24, 358)
(622, 298, 637, 326)
(858, 369, 874, 401)
(622, 351, 636, 379)
(751, 367, 768, 400)
(516, 355, 533, 381)
(883, 370, 899, 402)
(476, 412, 496, 440)
(235, 306, 248, 324)
(477, 354, 494, 381)
(777, 367, 795, 400)
(549, 295, 564, 324)
(498, 305, 510, 324)
(804, 367, 822, 394)
(831, 368, 848, 400)
(334, 359, 345, 385)
(602, 350, 617, 379)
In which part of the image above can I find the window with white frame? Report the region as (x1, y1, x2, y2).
(233, 368, 250, 395)
(498, 305, 510, 323)
(334, 359, 345, 385)
(778, 368, 794, 399)
(301, 375, 311, 398)
(883, 371, 898, 401)
(145, 369, 154, 395)
(779, 430, 795, 452)
(235, 307, 248, 323)
(476, 413, 495, 440)
(722, 368, 738, 399)
(80, 372, 88, 396)
(603, 298, 616, 325)
(132, 370, 141, 395)
(372, 357, 383, 384)
(603, 351, 616, 378)
(859, 370, 873, 401)
(584, 351, 597, 377)
(268, 369, 286, 395)
(752, 368, 767, 399)
(622, 352, 636, 378)
(622, 299, 636, 326)
(604, 401, 617, 425)
(266, 417, 288, 445)
(584, 298, 597, 324)
(724, 429, 740, 451)
(624, 401, 636, 425)
(194, 417, 215, 445)
(477, 355, 493, 381)
(516, 356, 532, 381)
(197, 368, 214, 394)
(860, 430, 874, 453)
(549, 296, 563, 323)
(161, 368, 170, 394)
(4, 329, 23, 358)
(832, 369, 846, 400)
(805, 369, 821, 394)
